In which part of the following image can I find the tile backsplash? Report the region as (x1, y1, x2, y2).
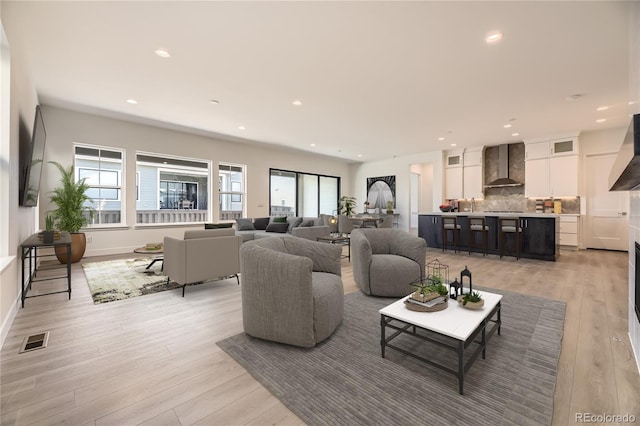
(457, 196, 580, 214)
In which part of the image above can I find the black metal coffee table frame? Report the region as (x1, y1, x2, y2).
(316, 236, 350, 262)
(380, 301, 501, 395)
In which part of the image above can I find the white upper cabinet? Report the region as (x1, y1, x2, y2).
(524, 135, 580, 197)
(446, 153, 463, 168)
(549, 155, 579, 197)
(462, 147, 483, 199)
(551, 138, 578, 156)
(525, 158, 550, 198)
(525, 141, 550, 160)
(463, 165, 483, 199)
(445, 149, 464, 199)
(445, 167, 463, 199)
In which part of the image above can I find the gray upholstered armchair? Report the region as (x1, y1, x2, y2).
(351, 228, 427, 297)
(164, 228, 242, 296)
(240, 236, 344, 348)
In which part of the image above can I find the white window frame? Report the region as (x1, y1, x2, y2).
(136, 151, 211, 226)
(218, 162, 246, 221)
(74, 144, 125, 229)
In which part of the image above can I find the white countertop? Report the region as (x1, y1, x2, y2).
(418, 211, 560, 218)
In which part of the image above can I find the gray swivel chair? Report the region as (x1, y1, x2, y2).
(351, 228, 427, 297)
(240, 236, 344, 348)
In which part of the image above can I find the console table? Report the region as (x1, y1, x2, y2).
(20, 232, 72, 307)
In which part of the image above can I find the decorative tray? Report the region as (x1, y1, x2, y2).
(404, 296, 448, 312)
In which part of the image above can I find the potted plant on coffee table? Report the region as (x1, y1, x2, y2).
(458, 291, 484, 310)
(48, 161, 94, 264)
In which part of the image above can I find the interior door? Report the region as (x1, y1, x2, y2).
(410, 173, 419, 229)
(585, 153, 629, 251)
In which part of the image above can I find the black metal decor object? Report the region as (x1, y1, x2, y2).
(449, 278, 461, 300)
(460, 266, 472, 295)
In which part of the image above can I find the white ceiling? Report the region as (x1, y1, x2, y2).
(2, 1, 636, 162)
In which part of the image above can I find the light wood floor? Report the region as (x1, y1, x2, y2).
(1, 247, 639, 425)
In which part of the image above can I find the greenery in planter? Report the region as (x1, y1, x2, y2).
(412, 277, 448, 297)
(45, 214, 55, 232)
(462, 291, 483, 305)
(386, 199, 393, 213)
(339, 196, 356, 217)
(48, 161, 94, 233)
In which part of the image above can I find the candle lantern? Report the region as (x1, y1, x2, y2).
(459, 266, 472, 296)
(449, 278, 461, 300)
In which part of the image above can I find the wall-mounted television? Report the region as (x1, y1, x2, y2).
(19, 105, 46, 207)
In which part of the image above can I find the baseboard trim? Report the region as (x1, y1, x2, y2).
(0, 292, 20, 349)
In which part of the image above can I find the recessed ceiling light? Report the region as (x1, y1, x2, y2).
(503, 124, 512, 128)
(512, 132, 520, 137)
(595, 118, 607, 123)
(126, 98, 138, 104)
(154, 49, 171, 58)
(310, 143, 316, 147)
(357, 154, 363, 158)
(450, 143, 457, 147)
(209, 99, 220, 104)
(485, 31, 503, 44)
(438, 137, 445, 141)
(238, 125, 246, 130)
(629, 101, 638, 105)
(292, 100, 302, 106)
(596, 105, 609, 111)
(565, 94, 583, 101)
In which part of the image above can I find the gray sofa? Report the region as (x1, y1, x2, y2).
(240, 236, 344, 348)
(351, 228, 427, 297)
(235, 216, 330, 242)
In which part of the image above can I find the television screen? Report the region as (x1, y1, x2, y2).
(20, 105, 46, 207)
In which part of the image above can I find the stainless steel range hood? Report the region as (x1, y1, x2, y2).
(484, 144, 523, 188)
(609, 114, 640, 191)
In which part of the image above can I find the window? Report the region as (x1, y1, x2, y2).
(269, 169, 340, 217)
(136, 153, 210, 224)
(219, 163, 246, 221)
(74, 145, 124, 226)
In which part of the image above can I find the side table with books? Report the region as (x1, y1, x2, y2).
(133, 243, 164, 270)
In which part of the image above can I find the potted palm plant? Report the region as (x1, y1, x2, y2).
(48, 161, 94, 263)
(339, 196, 356, 217)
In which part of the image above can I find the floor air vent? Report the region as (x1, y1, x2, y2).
(19, 332, 49, 353)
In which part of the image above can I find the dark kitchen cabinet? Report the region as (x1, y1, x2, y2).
(520, 217, 557, 261)
(418, 215, 442, 249)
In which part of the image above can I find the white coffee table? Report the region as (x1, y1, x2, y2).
(379, 290, 502, 394)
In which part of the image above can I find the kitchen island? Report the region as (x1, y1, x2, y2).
(418, 212, 559, 261)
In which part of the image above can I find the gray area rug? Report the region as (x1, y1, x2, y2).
(218, 288, 565, 426)
(82, 258, 181, 304)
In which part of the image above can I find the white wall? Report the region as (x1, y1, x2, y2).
(39, 106, 353, 257)
(0, 15, 40, 346)
(627, 0, 640, 373)
(409, 162, 434, 214)
(351, 151, 443, 230)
